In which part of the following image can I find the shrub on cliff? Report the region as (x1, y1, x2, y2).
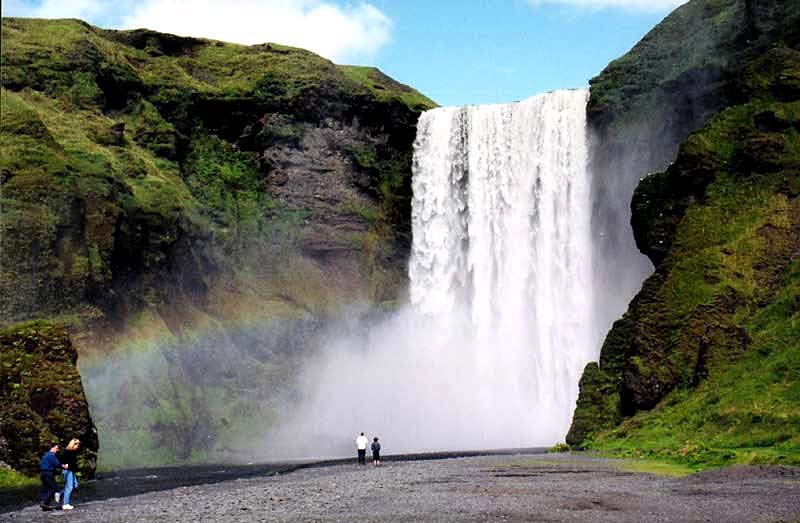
(0, 321, 98, 477)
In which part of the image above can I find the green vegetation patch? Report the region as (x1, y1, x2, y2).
(612, 458, 695, 477)
(338, 65, 436, 111)
(0, 468, 39, 490)
(183, 132, 272, 249)
(0, 468, 40, 507)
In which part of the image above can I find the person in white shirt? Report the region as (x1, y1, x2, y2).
(356, 432, 368, 465)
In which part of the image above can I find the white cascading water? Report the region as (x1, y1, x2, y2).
(262, 89, 596, 458)
(409, 89, 594, 442)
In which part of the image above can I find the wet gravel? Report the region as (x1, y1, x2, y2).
(3, 453, 799, 522)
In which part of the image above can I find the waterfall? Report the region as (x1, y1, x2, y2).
(262, 89, 596, 457)
(409, 89, 594, 442)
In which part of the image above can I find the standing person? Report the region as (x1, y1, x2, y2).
(356, 432, 368, 465)
(56, 438, 81, 510)
(371, 437, 381, 467)
(39, 443, 62, 511)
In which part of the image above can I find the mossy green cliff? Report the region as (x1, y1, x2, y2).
(569, 0, 800, 467)
(590, 0, 800, 319)
(0, 321, 98, 476)
(0, 17, 434, 468)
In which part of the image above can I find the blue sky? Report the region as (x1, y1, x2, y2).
(371, 1, 679, 105)
(2, 0, 685, 106)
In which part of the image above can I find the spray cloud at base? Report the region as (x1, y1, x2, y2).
(260, 89, 598, 459)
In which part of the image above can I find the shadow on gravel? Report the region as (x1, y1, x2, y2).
(1, 447, 546, 512)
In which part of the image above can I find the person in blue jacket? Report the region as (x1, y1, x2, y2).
(39, 443, 64, 511)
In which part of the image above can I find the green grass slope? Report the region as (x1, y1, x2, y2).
(568, 47, 800, 468)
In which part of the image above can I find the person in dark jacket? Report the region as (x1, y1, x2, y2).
(56, 438, 81, 510)
(39, 443, 63, 511)
(371, 437, 381, 467)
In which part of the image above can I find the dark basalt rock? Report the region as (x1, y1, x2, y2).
(100, 28, 207, 57)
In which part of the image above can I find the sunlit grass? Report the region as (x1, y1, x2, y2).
(613, 459, 695, 477)
(0, 469, 38, 490)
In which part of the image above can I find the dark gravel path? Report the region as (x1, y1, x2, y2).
(2, 453, 799, 522)
(0, 448, 544, 511)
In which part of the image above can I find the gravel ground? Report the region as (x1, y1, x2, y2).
(3, 453, 799, 522)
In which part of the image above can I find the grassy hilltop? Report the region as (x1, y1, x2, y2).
(1, 17, 434, 324)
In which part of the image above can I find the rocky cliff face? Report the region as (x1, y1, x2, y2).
(569, 0, 800, 466)
(0, 18, 434, 468)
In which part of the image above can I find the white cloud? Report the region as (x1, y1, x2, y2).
(2, 0, 392, 63)
(527, 0, 687, 11)
(122, 0, 392, 63)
